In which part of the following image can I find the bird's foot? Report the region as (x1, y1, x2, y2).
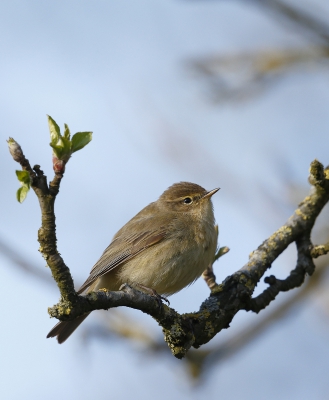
(136, 283, 170, 308)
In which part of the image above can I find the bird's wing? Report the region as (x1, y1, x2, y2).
(77, 221, 167, 294)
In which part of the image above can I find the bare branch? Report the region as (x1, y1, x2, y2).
(202, 246, 230, 290)
(311, 242, 329, 258)
(8, 136, 329, 359)
(186, 255, 329, 380)
(250, 0, 329, 46)
(8, 138, 77, 305)
(246, 235, 315, 313)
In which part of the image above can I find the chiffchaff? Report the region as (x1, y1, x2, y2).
(47, 182, 219, 343)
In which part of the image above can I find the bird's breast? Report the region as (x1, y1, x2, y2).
(117, 218, 216, 296)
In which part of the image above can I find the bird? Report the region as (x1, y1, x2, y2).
(47, 182, 219, 343)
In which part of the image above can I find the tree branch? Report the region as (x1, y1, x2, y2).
(250, 0, 329, 46)
(202, 245, 230, 290)
(8, 137, 329, 358)
(311, 243, 329, 258)
(246, 235, 315, 313)
(7, 138, 78, 306)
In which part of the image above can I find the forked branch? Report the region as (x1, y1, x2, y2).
(8, 132, 329, 359)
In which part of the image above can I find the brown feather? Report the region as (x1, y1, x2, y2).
(77, 226, 166, 294)
(47, 181, 218, 343)
(46, 314, 90, 344)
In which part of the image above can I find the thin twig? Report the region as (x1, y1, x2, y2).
(8, 139, 329, 358)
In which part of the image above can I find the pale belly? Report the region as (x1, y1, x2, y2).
(93, 234, 216, 296)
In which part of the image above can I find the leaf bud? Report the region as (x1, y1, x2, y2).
(52, 154, 66, 174)
(7, 137, 24, 162)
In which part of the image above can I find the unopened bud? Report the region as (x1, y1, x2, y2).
(52, 155, 66, 174)
(7, 137, 24, 162)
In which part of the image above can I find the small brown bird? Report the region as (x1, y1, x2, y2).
(47, 182, 219, 343)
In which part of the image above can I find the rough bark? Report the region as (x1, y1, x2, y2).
(8, 143, 329, 359)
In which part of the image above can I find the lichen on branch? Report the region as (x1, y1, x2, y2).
(7, 126, 329, 358)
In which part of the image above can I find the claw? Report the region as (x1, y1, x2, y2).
(136, 283, 170, 308)
(153, 291, 170, 306)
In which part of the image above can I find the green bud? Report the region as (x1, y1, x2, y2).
(47, 115, 93, 170)
(16, 186, 29, 203)
(63, 123, 71, 140)
(71, 131, 93, 153)
(15, 170, 31, 203)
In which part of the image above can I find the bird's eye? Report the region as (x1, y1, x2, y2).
(183, 197, 193, 204)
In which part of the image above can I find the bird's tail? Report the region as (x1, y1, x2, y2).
(47, 313, 90, 344)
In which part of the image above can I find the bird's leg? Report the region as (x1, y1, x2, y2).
(135, 283, 170, 307)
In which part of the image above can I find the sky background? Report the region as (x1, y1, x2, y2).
(1, 1, 329, 399)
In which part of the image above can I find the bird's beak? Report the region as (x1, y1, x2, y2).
(203, 187, 220, 199)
